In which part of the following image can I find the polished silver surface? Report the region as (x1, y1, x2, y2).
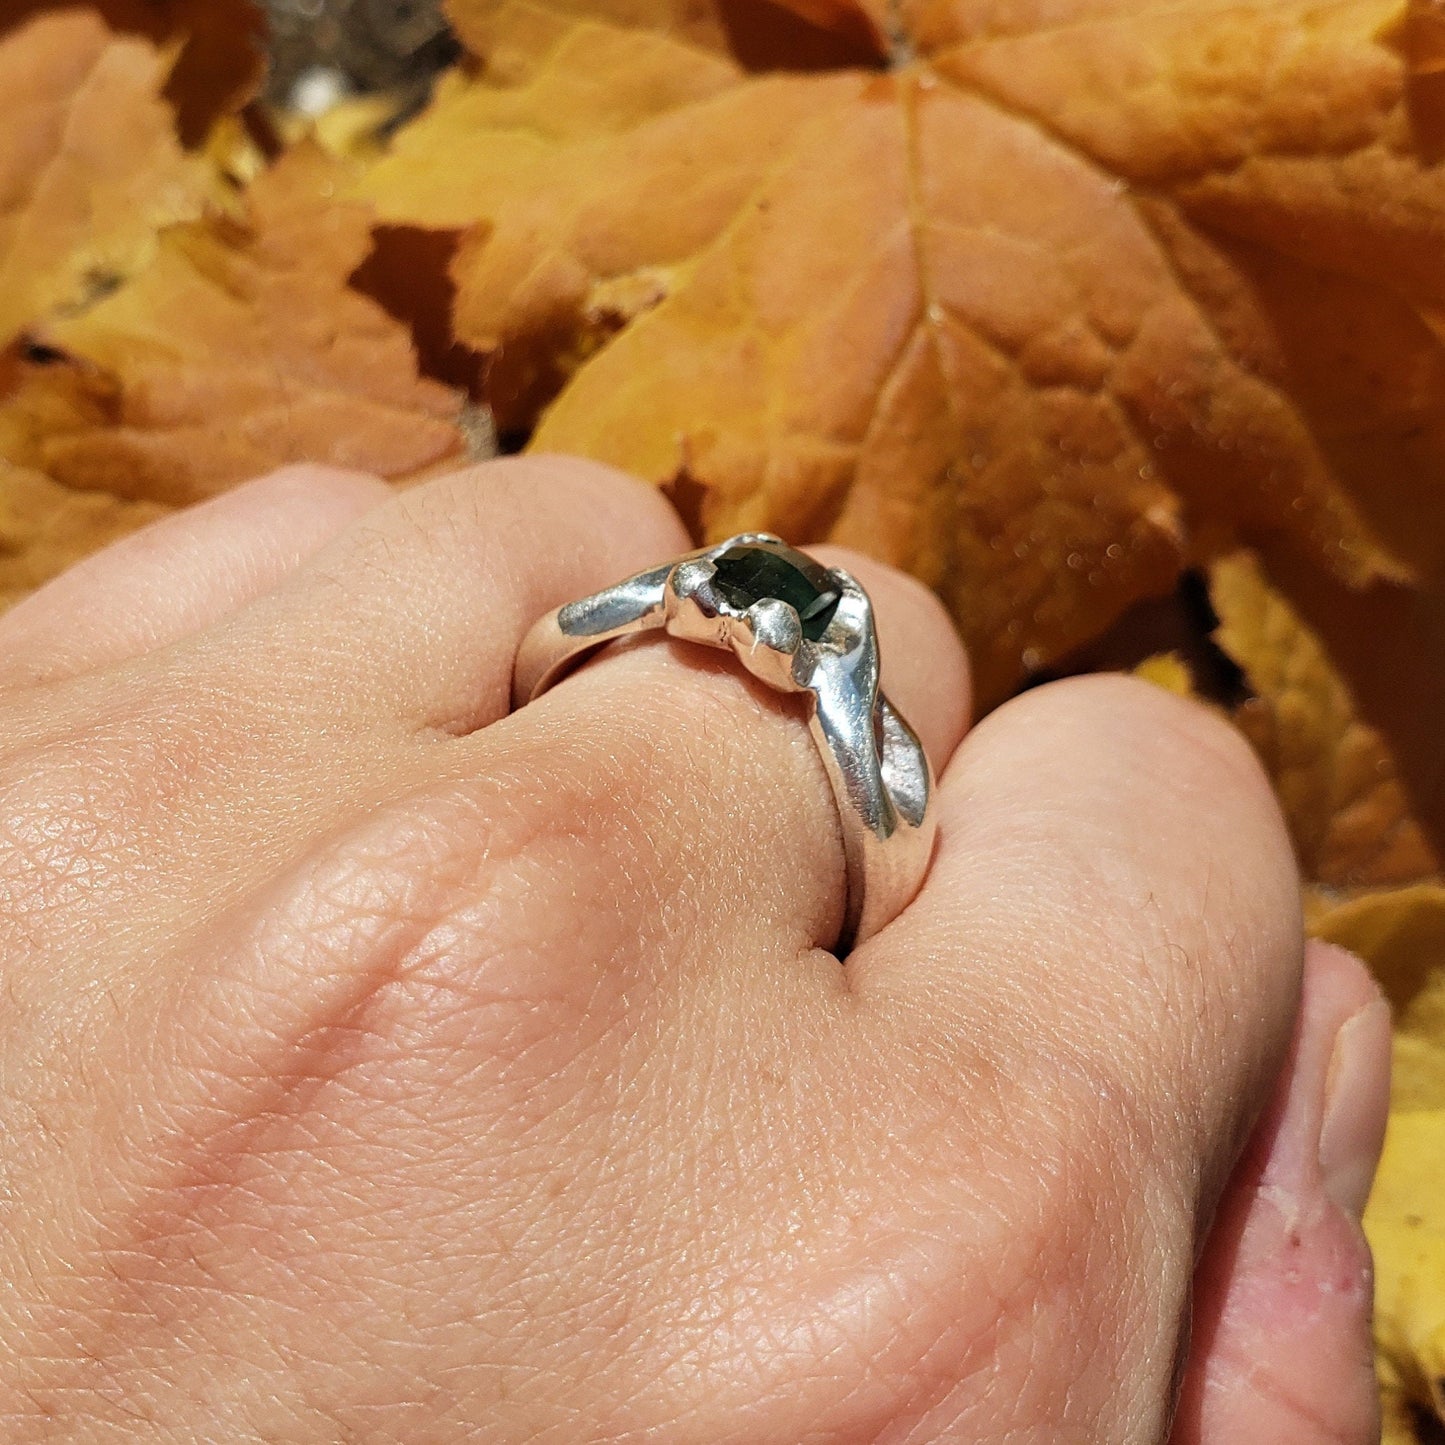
(512, 534, 935, 953)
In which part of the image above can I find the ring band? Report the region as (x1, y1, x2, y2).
(512, 534, 935, 953)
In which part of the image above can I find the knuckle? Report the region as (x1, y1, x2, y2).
(242, 769, 637, 1081)
(0, 723, 152, 936)
(0, 685, 232, 958)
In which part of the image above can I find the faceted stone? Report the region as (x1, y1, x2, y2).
(711, 542, 840, 641)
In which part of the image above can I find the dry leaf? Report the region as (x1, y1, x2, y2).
(1389, 1033, 1445, 1114)
(1, 1, 267, 145)
(1210, 551, 1441, 891)
(280, 93, 410, 164)
(0, 457, 164, 609)
(1132, 650, 1195, 697)
(354, 0, 1445, 702)
(1250, 546, 1445, 872)
(0, 143, 464, 518)
(1315, 883, 1445, 1032)
(1382, 1379, 1425, 1445)
(0, 9, 214, 348)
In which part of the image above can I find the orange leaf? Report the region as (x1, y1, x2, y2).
(357, 0, 1445, 702)
(0, 143, 464, 560)
(1314, 882, 1445, 1024)
(1, 2, 266, 144)
(0, 9, 214, 349)
(1255, 544, 1445, 867)
(0, 457, 164, 610)
(1210, 551, 1441, 892)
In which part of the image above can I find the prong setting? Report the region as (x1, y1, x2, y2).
(662, 536, 862, 691)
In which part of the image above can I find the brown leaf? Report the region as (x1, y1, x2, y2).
(0, 143, 463, 548)
(0, 458, 165, 609)
(1314, 883, 1445, 1032)
(1254, 546, 1445, 867)
(1, 1, 268, 144)
(355, 0, 1445, 702)
(0, 9, 214, 349)
(1210, 551, 1441, 891)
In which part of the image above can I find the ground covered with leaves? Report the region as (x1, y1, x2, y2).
(1, 0, 1444, 1433)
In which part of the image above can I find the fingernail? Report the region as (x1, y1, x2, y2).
(1317, 997, 1393, 1219)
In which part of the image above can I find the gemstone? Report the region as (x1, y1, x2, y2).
(711, 542, 841, 641)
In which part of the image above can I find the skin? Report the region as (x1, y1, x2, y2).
(0, 457, 1390, 1442)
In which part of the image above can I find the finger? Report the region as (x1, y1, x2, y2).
(848, 676, 1304, 1437)
(859, 674, 1302, 1184)
(213, 455, 693, 736)
(462, 545, 970, 958)
(0, 465, 391, 689)
(1171, 940, 1389, 1445)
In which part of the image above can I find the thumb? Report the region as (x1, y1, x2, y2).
(1170, 940, 1391, 1444)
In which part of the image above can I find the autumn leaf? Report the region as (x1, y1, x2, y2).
(0, 8, 217, 349)
(0, 142, 464, 527)
(0, 457, 164, 610)
(1382, 1378, 1425, 1445)
(0, 1, 1443, 1431)
(1132, 651, 1195, 697)
(1210, 551, 1441, 893)
(351, 0, 1445, 702)
(1, 0, 267, 145)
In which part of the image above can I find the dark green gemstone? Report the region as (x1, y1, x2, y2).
(711, 542, 841, 641)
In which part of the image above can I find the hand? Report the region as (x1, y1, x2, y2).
(0, 458, 1389, 1441)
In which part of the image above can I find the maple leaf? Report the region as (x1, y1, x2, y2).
(1247, 541, 1445, 870)
(1210, 550, 1441, 892)
(0, 142, 464, 525)
(0, 8, 216, 349)
(1315, 883, 1445, 1051)
(1, 0, 267, 146)
(0, 457, 164, 610)
(354, 0, 1445, 702)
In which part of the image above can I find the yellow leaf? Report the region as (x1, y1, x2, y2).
(0, 10, 213, 348)
(1132, 651, 1195, 697)
(1390, 1034, 1445, 1114)
(1211, 552, 1441, 891)
(1315, 883, 1445, 1037)
(279, 93, 411, 165)
(2, 1, 267, 146)
(0, 458, 164, 609)
(1382, 1370, 1426, 1445)
(0, 144, 463, 589)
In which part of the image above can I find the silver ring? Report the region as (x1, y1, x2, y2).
(512, 533, 935, 953)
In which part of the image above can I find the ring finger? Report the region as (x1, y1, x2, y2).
(447, 540, 970, 967)
(202, 458, 969, 962)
